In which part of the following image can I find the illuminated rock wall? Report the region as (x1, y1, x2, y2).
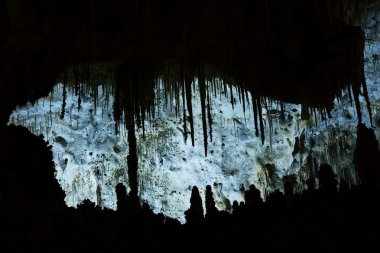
(8, 17, 380, 223)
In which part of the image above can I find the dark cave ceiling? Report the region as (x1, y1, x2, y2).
(0, 0, 379, 125)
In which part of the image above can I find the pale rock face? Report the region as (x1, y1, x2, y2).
(8, 87, 130, 209)
(8, 20, 380, 223)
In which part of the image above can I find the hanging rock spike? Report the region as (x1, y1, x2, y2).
(185, 75, 195, 146)
(207, 82, 213, 142)
(199, 64, 208, 156)
(251, 92, 259, 137)
(257, 97, 265, 145)
(60, 83, 66, 120)
(180, 66, 188, 144)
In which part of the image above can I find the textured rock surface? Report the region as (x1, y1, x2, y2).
(8, 21, 380, 223)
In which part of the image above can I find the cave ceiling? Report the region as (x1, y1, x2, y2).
(0, 0, 379, 124)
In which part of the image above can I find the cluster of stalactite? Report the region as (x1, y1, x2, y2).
(57, 64, 116, 117)
(55, 27, 372, 196)
(56, 55, 373, 156)
(50, 0, 376, 150)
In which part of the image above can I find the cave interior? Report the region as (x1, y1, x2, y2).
(1, 0, 380, 252)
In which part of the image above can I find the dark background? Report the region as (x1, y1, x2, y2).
(0, 1, 380, 252)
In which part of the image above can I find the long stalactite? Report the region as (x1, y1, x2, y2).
(185, 74, 195, 147)
(198, 64, 208, 156)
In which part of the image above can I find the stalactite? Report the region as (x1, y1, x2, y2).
(175, 67, 181, 119)
(229, 83, 234, 109)
(257, 97, 265, 145)
(265, 99, 273, 150)
(218, 78, 223, 99)
(280, 102, 285, 122)
(92, 67, 98, 111)
(206, 82, 213, 142)
(60, 82, 67, 120)
(77, 81, 82, 112)
(212, 77, 217, 97)
(241, 87, 246, 120)
(245, 89, 250, 118)
(223, 80, 227, 98)
(185, 76, 195, 146)
(301, 104, 309, 120)
(175, 80, 180, 118)
(237, 85, 242, 104)
(135, 106, 142, 129)
(73, 65, 79, 96)
(199, 65, 208, 156)
(362, 80, 373, 126)
(179, 64, 188, 144)
(347, 86, 354, 107)
(127, 117, 138, 198)
(313, 108, 318, 127)
(168, 71, 174, 113)
(323, 109, 329, 128)
(351, 26, 369, 125)
(163, 74, 169, 111)
(182, 80, 188, 144)
(352, 82, 362, 123)
(81, 64, 85, 86)
(113, 87, 121, 135)
(141, 106, 146, 139)
(251, 93, 259, 137)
